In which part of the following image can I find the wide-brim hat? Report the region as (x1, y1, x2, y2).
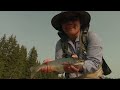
(51, 11, 91, 31)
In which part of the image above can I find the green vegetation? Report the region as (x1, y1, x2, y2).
(0, 34, 59, 79)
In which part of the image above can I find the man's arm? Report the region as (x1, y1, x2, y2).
(55, 40, 64, 60)
(82, 31, 103, 74)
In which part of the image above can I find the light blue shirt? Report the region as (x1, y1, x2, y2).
(55, 31, 103, 78)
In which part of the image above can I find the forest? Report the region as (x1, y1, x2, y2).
(0, 34, 59, 79)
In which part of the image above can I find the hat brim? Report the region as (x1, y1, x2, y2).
(51, 11, 91, 31)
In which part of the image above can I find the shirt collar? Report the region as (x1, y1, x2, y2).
(68, 34, 80, 43)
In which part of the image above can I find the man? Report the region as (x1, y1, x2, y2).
(40, 11, 104, 79)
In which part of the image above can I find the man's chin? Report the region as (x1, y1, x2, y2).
(66, 32, 76, 36)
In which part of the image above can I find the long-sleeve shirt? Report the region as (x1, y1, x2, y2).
(55, 31, 103, 78)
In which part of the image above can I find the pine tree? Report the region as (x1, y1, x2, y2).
(0, 35, 28, 79)
(27, 46, 38, 79)
(18, 45, 28, 79)
(28, 47, 38, 66)
(0, 35, 19, 78)
(0, 34, 6, 78)
(5, 35, 20, 79)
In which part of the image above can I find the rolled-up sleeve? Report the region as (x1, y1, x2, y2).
(83, 31, 103, 74)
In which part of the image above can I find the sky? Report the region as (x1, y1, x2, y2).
(0, 11, 120, 78)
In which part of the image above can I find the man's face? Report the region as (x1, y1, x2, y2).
(62, 19, 81, 36)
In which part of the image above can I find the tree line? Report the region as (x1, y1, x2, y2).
(0, 34, 58, 79)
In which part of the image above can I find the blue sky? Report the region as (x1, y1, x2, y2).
(0, 11, 119, 78)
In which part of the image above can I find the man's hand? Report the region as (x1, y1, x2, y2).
(63, 54, 83, 73)
(63, 62, 83, 73)
(71, 54, 78, 59)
